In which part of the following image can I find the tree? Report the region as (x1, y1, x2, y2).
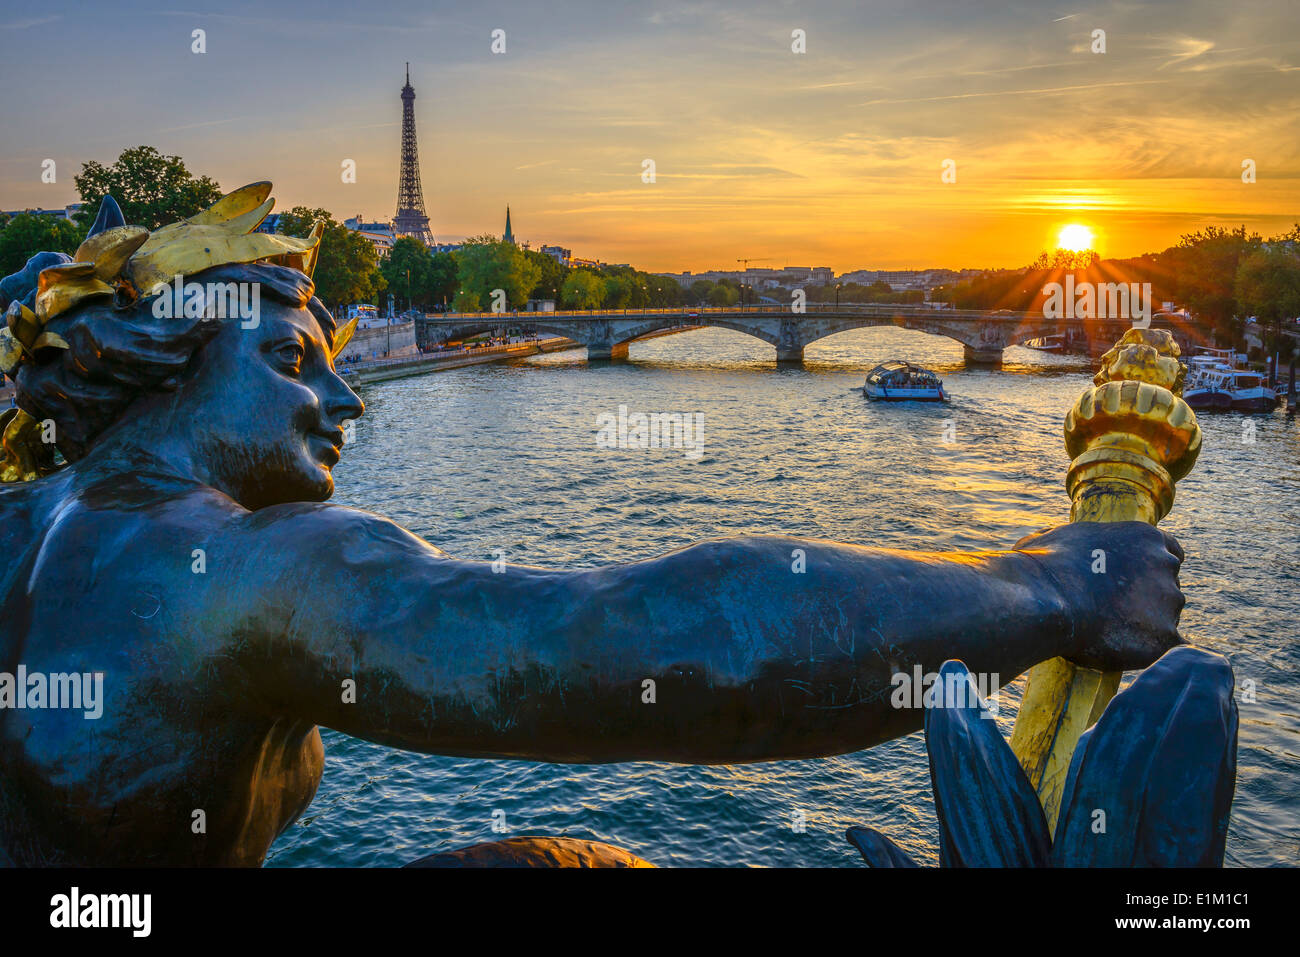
(561, 270, 606, 309)
(646, 278, 682, 307)
(1030, 249, 1099, 271)
(382, 237, 426, 309)
(428, 251, 459, 309)
(73, 146, 223, 231)
(524, 248, 569, 303)
(276, 207, 386, 310)
(1164, 226, 1260, 337)
(706, 283, 739, 307)
(1236, 245, 1300, 355)
(687, 279, 714, 304)
(0, 214, 83, 277)
(452, 290, 481, 312)
(455, 235, 541, 310)
(601, 273, 644, 308)
(381, 237, 434, 310)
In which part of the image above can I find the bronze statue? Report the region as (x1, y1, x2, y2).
(0, 186, 1185, 866)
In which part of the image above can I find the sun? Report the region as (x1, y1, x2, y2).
(1057, 224, 1095, 252)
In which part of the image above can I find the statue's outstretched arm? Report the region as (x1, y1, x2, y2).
(228, 504, 1182, 764)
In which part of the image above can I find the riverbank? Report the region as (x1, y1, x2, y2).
(337, 337, 579, 386)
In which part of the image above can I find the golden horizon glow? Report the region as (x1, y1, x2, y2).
(1057, 224, 1095, 253)
(2, 4, 1297, 273)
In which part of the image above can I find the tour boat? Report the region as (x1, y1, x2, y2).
(1023, 333, 1066, 353)
(1183, 350, 1278, 412)
(863, 361, 947, 401)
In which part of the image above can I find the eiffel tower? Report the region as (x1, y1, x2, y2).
(393, 63, 433, 245)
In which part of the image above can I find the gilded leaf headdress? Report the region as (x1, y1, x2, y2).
(0, 183, 358, 482)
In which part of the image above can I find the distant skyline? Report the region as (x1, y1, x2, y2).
(3, 0, 1298, 272)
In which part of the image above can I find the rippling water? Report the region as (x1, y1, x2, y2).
(267, 326, 1300, 867)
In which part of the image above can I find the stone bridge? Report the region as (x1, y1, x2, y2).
(415, 304, 1209, 364)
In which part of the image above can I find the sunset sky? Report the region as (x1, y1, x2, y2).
(3, 0, 1298, 273)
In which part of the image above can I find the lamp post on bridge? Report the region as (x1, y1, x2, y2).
(835, 282, 841, 310)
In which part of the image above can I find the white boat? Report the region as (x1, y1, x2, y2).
(863, 361, 947, 402)
(1023, 333, 1066, 353)
(1183, 350, 1277, 412)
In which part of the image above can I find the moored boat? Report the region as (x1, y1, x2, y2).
(1183, 350, 1277, 412)
(863, 361, 947, 401)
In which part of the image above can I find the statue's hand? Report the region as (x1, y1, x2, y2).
(1013, 522, 1185, 672)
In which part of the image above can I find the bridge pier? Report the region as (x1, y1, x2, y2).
(776, 344, 804, 364)
(963, 344, 1004, 365)
(587, 342, 629, 362)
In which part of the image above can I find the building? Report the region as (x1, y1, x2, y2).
(540, 245, 571, 266)
(343, 216, 396, 255)
(2, 203, 84, 221)
(503, 206, 515, 245)
(661, 266, 834, 288)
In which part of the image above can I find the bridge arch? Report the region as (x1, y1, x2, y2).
(611, 316, 779, 349)
(802, 320, 972, 353)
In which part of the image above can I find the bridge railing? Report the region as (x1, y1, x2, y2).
(336, 337, 573, 371)
(420, 304, 990, 322)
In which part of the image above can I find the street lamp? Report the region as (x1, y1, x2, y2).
(835, 282, 841, 310)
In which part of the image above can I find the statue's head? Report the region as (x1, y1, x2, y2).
(0, 184, 365, 508)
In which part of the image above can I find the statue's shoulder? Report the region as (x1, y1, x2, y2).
(230, 501, 447, 562)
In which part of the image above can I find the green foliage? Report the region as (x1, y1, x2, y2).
(73, 146, 223, 231)
(277, 207, 386, 309)
(380, 238, 458, 310)
(1167, 226, 1261, 329)
(561, 270, 606, 308)
(524, 249, 568, 302)
(428, 252, 459, 308)
(455, 235, 541, 310)
(452, 289, 481, 312)
(802, 281, 924, 305)
(687, 279, 714, 304)
(706, 283, 739, 307)
(0, 213, 84, 276)
(1236, 245, 1300, 352)
(601, 272, 645, 308)
(645, 276, 683, 306)
(598, 266, 683, 307)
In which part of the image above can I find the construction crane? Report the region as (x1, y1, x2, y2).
(736, 258, 772, 307)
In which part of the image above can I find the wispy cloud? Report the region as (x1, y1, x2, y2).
(0, 15, 61, 30)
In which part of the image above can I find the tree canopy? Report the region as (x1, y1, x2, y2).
(561, 270, 606, 309)
(381, 238, 458, 310)
(454, 236, 541, 310)
(73, 146, 223, 231)
(276, 207, 386, 309)
(0, 214, 82, 276)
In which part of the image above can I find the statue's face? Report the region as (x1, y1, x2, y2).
(180, 298, 364, 509)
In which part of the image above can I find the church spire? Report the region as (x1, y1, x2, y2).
(504, 205, 514, 245)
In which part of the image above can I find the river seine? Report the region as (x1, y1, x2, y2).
(268, 326, 1298, 867)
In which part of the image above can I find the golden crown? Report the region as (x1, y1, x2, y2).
(1, 182, 359, 482)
